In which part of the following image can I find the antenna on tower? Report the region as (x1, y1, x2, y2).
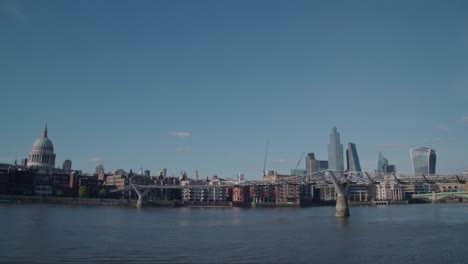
(262, 139, 269, 177)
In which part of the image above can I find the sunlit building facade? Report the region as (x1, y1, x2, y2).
(410, 147, 436, 175)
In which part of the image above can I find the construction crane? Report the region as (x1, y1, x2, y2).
(294, 152, 305, 171)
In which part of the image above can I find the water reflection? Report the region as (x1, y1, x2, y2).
(335, 217, 349, 228)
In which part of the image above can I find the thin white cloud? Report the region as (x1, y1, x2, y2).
(269, 159, 290, 165)
(245, 163, 260, 169)
(168, 131, 191, 139)
(175, 146, 192, 153)
(376, 144, 410, 149)
(90, 157, 104, 162)
(434, 123, 450, 132)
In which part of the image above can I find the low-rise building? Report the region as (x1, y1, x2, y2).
(348, 184, 372, 202)
(232, 185, 250, 203)
(104, 174, 128, 190)
(375, 176, 404, 201)
(275, 183, 300, 206)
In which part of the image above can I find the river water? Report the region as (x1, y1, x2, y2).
(0, 203, 467, 264)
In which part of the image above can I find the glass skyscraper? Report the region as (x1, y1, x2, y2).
(305, 153, 317, 176)
(410, 147, 436, 175)
(346, 142, 362, 172)
(377, 152, 388, 172)
(328, 127, 344, 171)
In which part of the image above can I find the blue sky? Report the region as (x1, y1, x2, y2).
(1, 0, 468, 179)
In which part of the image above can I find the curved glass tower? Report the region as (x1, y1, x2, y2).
(410, 147, 436, 176)
(346, 143, 361, 172)
(377, 152, 388, 172)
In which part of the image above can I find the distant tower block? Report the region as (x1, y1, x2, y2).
(238, 173, 245, 182)
(62, 159, 72, 173)
(158, 168, 167, 177)
(377, 152, 388, 172)
(95, 164, 105, 174)
(328, 127, 344, 172)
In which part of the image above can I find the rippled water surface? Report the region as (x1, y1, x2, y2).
(1, 203, 468, 263)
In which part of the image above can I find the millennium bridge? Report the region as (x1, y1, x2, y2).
(114, 170, 468, 217)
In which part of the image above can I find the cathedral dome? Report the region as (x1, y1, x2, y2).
(27, 125, 56, 169)
(32, 136, 54, 152)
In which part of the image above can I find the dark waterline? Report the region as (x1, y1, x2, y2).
(1, 203, 467, 264)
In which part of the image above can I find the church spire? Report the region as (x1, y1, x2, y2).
(42, 123, 48, 138)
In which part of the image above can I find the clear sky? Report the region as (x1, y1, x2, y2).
(1, 0, 468, 179)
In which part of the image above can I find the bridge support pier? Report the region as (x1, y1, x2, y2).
(335, 195, 350, 217)
(328, 170, 350, 218)
(432, 191, 436, 203)
(132, 185, 151, 208)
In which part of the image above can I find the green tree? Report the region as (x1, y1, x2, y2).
(98, 188, 106, 198)
(78, 186, 89, 198)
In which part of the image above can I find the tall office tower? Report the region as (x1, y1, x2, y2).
(377, 152, 389, 172)
(95, 164, 105, 174)
(21, 158, 28, 167)
(159, 168, 167, 177)
(144, 170, 150, 177)
(62, 159, 72, 173)
(411, 147, 436, 175)
(305, 153, 318, 176)
(328, 127, 344, 171)
(346, 143, 362, 172)
(305, 152, 328, 176)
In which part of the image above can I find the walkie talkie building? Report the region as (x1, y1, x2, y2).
(410, 147, 436, 175)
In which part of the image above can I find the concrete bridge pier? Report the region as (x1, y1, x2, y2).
(335, 195, 350, 217)
(131, 184, 151, 208)
(328, 170, 350, 218)
(432, 191, 437, 203)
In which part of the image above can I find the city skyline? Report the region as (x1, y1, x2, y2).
(1, 1, 468, 178)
